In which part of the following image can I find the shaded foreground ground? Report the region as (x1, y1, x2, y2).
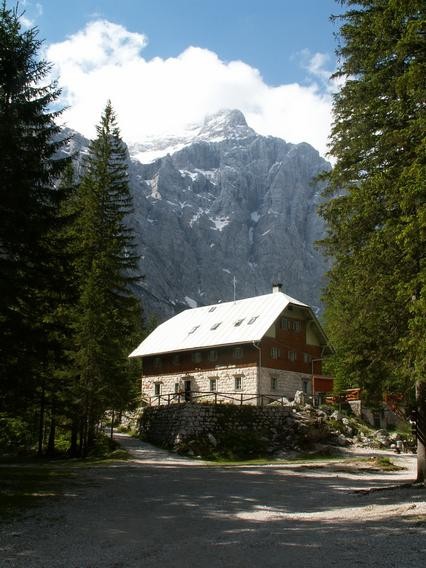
(0, 433, 425, 567)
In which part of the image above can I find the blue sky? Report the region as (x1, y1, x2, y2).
(25, 0, 341, 85)
(19, 0, 344, 157)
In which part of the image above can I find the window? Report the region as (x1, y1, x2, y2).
(208, 350, 218, 362)
(172, 354, 180, 366)
(153, 357, 162, 369)
(288, 351, 297, 362)
(192, 351, 202, 363)
(209, 378, 217, 391)
(174, 383, 180, 393)
(154, 383, 161, 396)
(247, 316, 258, 325)
(234, 318, 245, 327)
(233, 346, 244, 359)
(271, 377, 278, 391)
(303, 352, 312, 364)
(234, 376, 242, 390)
(188, 325, 199, 334)
(270, 346, 281, 359)
(281, 318, 301, 332)
(302, 380, 308, 394)
(210, 322, 221, 330)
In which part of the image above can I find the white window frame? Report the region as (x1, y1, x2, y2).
(209, 378, 217, 391)
(172, 354, 180, 366)
(234, 376, 242, 390)
(208, 349, 218, 362)
(303, 352, 312, 364)
(233, 346, 244, 359)
(270, 346, 280, 359)
(192, 351, 202, 363)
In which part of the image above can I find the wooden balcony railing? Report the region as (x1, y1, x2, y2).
(146, 391, 292, 407)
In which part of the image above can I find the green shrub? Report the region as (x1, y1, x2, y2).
(0, 414, 33, 454)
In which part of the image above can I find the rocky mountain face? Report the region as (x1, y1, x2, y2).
(65, 109, 331, 321)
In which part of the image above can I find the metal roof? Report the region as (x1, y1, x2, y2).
(129, 291, 313, 358)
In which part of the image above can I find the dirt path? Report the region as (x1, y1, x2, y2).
(0, 435, 425, 568)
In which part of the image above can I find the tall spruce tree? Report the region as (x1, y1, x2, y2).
(0, 2, 67, 436)
(320, 1, 425, 481)
(70, 102, 141, 456)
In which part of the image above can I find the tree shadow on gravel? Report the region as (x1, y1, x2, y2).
(1, 460, 424, 567)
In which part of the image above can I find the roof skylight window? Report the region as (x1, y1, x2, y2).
(188, 325, 200, 334)
(234, 319, 245, 327)
(247, 316, 259, 325)
(210, 322, 221, 330)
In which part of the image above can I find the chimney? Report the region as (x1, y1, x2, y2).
(272, 282, 282, 294)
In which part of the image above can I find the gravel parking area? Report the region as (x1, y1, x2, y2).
(0, 434, 425, 568)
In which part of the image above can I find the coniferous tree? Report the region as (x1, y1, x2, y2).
(70, 102, 141, 455)
(0, 3, 67, 434)
(320, 1, 425, 481)
(40, 162, 79, 456)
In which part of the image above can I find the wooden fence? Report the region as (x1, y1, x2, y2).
(146, 391, 293, 407)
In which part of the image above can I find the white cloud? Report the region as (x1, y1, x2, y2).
(19, 0, 43, 28)
(298, 48, 344, 95)
(48, 20, 335, 158)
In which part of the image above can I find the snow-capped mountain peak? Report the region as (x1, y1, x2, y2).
(196, 109, 255, 142)
(129, 109, 256, 164)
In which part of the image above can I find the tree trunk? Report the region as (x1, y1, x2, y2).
(37, 385, 45, 456)
(110, 410, 114, 440)
(69, 417, 79, 457)
(416, 380, 426, 485)
(46, 411, 56, 457)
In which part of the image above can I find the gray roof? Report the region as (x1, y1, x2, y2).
(129, 291, 321, 358)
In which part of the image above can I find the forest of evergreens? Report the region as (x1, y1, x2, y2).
(0, 1, 424, 479)
(319, 0, 425, 481)
(0, 3, 143, 457)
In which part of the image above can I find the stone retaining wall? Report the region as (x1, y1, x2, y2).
(140, 403, 297, 456)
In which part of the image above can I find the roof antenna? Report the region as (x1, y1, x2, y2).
(233, 275, 237, 302)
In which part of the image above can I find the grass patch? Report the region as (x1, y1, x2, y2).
(0, 464, 74, 520)
(204, 450, 343, 467)
(202, 454, 404, 471)
(295, 456, 404, 473)
(366, 456, 403, 471)
(205, 457, 282, 466)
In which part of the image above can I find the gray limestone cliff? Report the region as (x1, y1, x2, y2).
(64, 109, 331, 321)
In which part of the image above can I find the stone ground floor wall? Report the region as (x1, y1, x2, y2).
(140, 403, 295, 456)
(142, 366, 312, 405)
(259, 367, 312, 398)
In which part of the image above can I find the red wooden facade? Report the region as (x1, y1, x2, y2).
(143, 314, 323, 377)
